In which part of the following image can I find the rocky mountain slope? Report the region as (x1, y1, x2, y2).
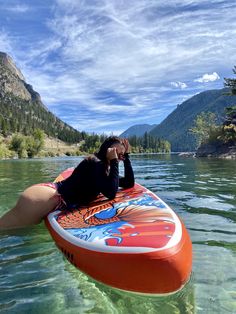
(150, 88, 236, 151)
(0, 52, 83, 143)
(121, 88, 236, 152)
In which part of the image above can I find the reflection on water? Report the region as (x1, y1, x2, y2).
(0, 155, 236, 313)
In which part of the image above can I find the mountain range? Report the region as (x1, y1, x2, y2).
(1, 51, 235, 151)
(120, 124, 157, 138)
(121, 89, 236, 151)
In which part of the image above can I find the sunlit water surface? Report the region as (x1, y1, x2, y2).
(0, 155, 235, 314)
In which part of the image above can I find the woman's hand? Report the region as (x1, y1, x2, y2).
(123, 139, 131, 154)
(106, 147, 118, 160)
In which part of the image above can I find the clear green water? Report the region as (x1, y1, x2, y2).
(0, 155, 235, 314)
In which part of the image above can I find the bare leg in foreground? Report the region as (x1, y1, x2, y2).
(0, 186, 60, 229)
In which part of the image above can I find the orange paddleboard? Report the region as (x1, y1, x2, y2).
(45, 168, 192, 294)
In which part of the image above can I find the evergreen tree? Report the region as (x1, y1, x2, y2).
(127, 133, 171, 153)
(224, 66, 236, 95)
(218, 106, 236, 144)
(222, 66, 236, 143)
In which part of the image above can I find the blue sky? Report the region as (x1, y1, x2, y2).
(0, 0, 236, 135)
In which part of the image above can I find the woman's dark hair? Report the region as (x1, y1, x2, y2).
(95, 136, 123, 162)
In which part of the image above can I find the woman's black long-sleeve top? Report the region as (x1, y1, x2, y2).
(56, 154, 134, 207)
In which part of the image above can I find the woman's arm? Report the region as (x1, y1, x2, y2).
(100, 158, 119, 199)
(119, 153, 135, 188)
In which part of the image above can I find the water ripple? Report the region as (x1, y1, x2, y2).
(0, 156, 236, 314)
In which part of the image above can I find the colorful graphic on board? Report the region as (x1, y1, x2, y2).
(55, 186, 176, 249)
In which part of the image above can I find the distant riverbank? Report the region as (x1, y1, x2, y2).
(195, 142, 236, 159)
(0, 135, 84, 160)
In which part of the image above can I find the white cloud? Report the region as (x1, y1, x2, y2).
(194, 72, 220, 83)
(5, 4, 30, 13)
(0, 31, 13, 54)
(4, 0, 236, 133)
(171, 81, 187, 89)
(47, 1, 234, 93)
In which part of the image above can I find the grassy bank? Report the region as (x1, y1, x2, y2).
(0, 135, 85, 159)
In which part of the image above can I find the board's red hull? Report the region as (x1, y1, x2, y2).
(45, 168, 192, 294)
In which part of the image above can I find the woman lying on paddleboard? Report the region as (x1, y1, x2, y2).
(0, 137, 134, 229)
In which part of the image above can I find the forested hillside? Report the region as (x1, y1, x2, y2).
(0, 52, 84, 143)
(150, 88, 236, 151)
(0, 93, 84, 143)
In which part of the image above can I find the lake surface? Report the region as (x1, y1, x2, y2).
(0, 155, 235, 314)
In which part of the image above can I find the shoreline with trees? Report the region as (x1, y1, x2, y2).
(0, 131, 171, 160)
(189, 67, 236, 159)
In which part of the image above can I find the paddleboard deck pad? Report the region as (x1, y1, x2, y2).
(45, 168, 192, 294)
